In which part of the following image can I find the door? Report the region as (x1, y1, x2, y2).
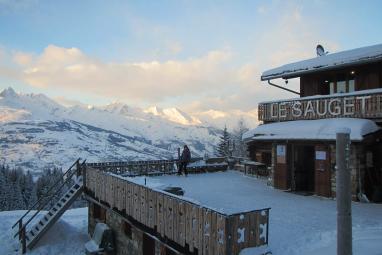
(274, 144, 289, 190)
(143, 234, 155, 255)
(315, 145, 331, 197)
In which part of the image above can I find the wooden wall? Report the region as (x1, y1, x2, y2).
(300, 62, 382, 97)
(85, 167, 270, 255)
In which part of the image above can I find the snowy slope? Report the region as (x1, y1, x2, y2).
(0, 87, 221, 175)
(0, 208, 88, 255)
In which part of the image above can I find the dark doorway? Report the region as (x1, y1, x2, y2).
(364, 143, 382, 202)
(293, 145, 315, 192)
(143, 234, 155, 255)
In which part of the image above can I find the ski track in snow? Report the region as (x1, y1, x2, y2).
(1, 171, 381, 255)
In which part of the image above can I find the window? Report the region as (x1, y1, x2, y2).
(326, 72, 356, 94)
(329, 82, 335, 94)
(348, 79, 355, 92)
(337, 80, 346, 93)
(93, 203, 106, 222)
(123, 221, 132, 239)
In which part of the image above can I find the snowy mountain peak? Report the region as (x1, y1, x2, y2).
(144, 106, 201, 125)
(144, 106, 163, 116)
(0, 87, 18, 98)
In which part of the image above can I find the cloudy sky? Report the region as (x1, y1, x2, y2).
(1, 0, 382, 128)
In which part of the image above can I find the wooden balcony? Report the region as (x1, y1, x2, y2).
(84, 166, 270, 255)
(258, 88, 382, 122)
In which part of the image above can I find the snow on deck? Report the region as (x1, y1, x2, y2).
(262, 43, 382, 80)
(243, 118, 380, 142)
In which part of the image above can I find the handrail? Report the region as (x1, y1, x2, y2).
(12, 158, 80, 229)
(12, 158, 83, 238)
(13, 160, 85, 239)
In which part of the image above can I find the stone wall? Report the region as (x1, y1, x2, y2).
(88, 201, 181, 255)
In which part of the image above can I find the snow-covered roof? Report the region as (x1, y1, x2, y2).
(262, 44, 382, 80)
(243, 118, 380, 142)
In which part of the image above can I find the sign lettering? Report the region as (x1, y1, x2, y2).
(268, 96, 371, 120)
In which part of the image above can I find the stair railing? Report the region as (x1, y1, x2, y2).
(11, 158, 85, 253)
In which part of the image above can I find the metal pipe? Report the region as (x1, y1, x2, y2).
(267, 80, 300, 95)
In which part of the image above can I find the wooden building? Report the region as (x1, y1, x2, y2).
(244, 44, 382, 201)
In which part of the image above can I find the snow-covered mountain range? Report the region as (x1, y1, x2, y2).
(0, 87, 221, 175)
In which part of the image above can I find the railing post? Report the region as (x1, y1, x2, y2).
(20, 226, 26, 254)
(18, 219, 22, 240)
(336, 128, 352, 255)
(76, 160, 81, 178)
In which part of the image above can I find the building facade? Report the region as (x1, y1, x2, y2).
(244, 44, 382, 202)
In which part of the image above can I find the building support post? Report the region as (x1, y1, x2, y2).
(336, 128, 352, 255)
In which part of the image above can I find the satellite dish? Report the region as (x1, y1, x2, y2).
(316, 44, 326, 57)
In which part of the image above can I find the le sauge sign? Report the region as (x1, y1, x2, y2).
(260, 94, 382, 122)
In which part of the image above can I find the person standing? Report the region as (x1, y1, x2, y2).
(178, 145, 191, 176)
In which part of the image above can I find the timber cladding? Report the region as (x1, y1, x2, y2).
(85, 167, 270, 255)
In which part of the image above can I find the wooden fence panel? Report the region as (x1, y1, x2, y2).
(209, 211, 217, 255)
(203, 209, 212, 255)
(140, 186, 147, 226)
(198, 207, 204, 255)
(216, 214, 226, 255)
(157, 193, 164, 237)
(185, 203, 193, 252)
(177, 201, 186, 247)
(191, 205, 199, 251)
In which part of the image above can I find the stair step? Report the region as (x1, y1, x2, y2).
(21, 180, 84, 250)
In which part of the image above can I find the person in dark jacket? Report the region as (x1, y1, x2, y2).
(178, 145, 191, 176)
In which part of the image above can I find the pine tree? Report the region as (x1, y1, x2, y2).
(232, 118, 249, 158)
(23, 171, 37, 209)
(0, 166, 7, 211)
(217, 126, 230, 157)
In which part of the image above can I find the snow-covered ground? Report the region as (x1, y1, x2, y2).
(0, 208, 88, 255)
(130, 171, 382, 254)
(1, 171, 381, 254)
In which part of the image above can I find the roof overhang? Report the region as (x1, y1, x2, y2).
(261, 43, 382, 81)
(243, 118, 381, 142)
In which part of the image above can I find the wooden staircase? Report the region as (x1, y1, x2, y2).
(12, 159, 86, 253)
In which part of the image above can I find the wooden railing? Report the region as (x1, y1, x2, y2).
(87, 157, 206, 176)
(84, 167, 270, 255)
(258, 89, 382, 122)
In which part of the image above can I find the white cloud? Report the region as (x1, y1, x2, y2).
(14, 45, 236, 103)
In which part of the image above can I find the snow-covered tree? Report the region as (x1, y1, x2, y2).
(232, 118, 249, 157)
(217, 126, 230, 157)
(0, 166, 7, 210)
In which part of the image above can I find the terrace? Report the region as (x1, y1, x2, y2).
(84, 162, 270, 255)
